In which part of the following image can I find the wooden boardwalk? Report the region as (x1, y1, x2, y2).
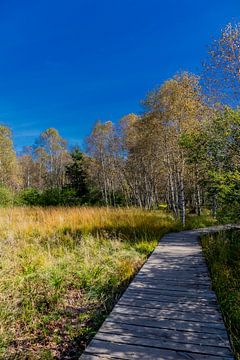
(80, 225, 238, 360)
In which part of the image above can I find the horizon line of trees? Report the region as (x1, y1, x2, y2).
(0, 22, 239, 225)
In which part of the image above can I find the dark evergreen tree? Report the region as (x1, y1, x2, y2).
(65, 147, 88, 201)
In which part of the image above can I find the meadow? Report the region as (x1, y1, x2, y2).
(202, 230, 240, 360)
(0, 206, 215, 359)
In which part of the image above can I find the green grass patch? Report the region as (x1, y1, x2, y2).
(202, 229, 240, 359)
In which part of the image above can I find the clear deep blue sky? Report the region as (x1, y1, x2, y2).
(0, 0, 239, 150)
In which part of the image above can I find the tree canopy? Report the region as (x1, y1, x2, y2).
(0, 22, 239, 224)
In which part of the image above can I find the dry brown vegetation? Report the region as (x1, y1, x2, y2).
(0, 206, 194, 359)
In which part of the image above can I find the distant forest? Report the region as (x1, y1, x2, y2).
(0, 22, 239, 224)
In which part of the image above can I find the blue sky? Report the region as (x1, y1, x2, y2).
(0, 0, 239, 150)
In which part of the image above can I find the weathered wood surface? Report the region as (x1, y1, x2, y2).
(80, 225, 239, 359)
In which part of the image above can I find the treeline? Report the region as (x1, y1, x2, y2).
(0, 22, 239, 224)
(86, 81, 239, 224)
(0, 127, 91, 206)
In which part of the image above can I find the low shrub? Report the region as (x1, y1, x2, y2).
(16, 188, 42, 206)
(0, 186, 13, 207)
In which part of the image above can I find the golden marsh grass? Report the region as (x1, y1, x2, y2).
(0, 206, 214, 359)
(0, 207, 177, 359)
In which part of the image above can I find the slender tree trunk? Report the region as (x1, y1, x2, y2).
(195, 166, 201, 216)
(196, 183, 201, 216)
(179, 170, 186, 226)
(212, 194, 217, 218)
(177, 155, 186, 226)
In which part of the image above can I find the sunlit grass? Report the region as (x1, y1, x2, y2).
(0, 207, 175, 359)
(0, 206, 215, 359)
(202, 230, 240, 359)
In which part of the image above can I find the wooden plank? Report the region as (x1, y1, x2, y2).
(124, 288, 217, 302)
(126, 285, 215, 296)
(111, 304, 222, 323)
(81, 355, 115, 360)
(95, 332, 232, 356)
(83, 339, 234, 360)
(107, 313, 227, 334)
(120, 293, 218, 307)
(99, 321, 230, 347)
(135, 270, 210, 280)
(132, 282, 210, 291)
(134, 276, 209, 287)
(132, 276, 210, 283)
(129, 282, 215, 295)
(120, 291, 218, 306)
(118, 297, 220, 314)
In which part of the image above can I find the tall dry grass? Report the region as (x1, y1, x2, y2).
(0, 206, 215, 359)
(0, 207, 179, 359)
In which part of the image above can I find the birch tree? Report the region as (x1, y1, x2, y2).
(86, 121, 121, 205)
(143, 72, 206, 224)
(119, 113, 165, 209)
(0, 125, 20, 189)
(203, 22, 240, 106)
(18, 146, 38, 189)
(34, 128, 70, 188)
